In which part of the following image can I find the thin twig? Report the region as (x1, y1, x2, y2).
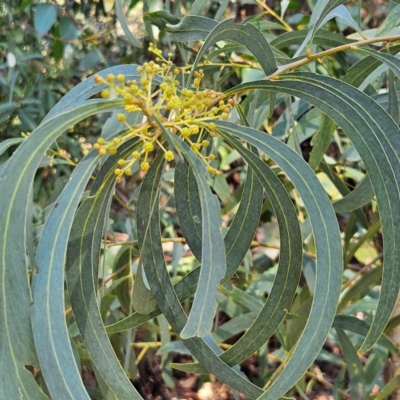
(255, 0, 292, 32)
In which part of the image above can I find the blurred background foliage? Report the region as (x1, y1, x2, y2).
(1, 0, 400, 399)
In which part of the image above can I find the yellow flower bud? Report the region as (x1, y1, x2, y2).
(190, 125, 199, 134)
(181, 127, 190, 138)
(165, 151, 174, 161)
(117, 113, 126, 122)
(125, 105, 138, 113)
(101, 89, 110, 99)
(108, 146, 117, 155)
(143, 142, 154, 152)
(140, 161, 150, 171)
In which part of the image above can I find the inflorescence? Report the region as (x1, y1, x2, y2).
(93, 44, 233, 181)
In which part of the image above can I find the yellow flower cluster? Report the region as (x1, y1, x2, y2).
(93, 45, 233, 181)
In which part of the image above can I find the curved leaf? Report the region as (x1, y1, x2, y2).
(115, 0, 141, 48)
(337, 329, 365, 400)
(342, 44, 400, 88)
(137, 153, 263, 398)
(188, 18, 276, 85)
(173, 132, 303, 371)
(166, 16, 218, 41)
(333, 175, 374, 212)
(66, 139, 142, 399)
(0, 137, 24, 156)
(356, 47, 400, 81)
(376, 5, 400, 36)
(225, 73, 400, 355)
(294, 0, 349, 56)
(214, 120, 342, 399)
(174, 161, 202, 261)
(337, 265, 382, 313)
(214, 134, 303, 364)
(33, 150, 100, 400)
(44, 65, 155, 121)
(271, 29, 353, 50)
(333, 315, 399, 353)
(319, 160, 369, 228)
(106, 149, 263, 334)
(0, 99, 121, 400)
(172, 142, 226, 339)
(308, 114, 336, 170)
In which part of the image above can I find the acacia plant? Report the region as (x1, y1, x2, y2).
(1, 0, 400, 399)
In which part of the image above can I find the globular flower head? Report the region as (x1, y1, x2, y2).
(165, 151, 174, 162)
(140, 161, 150, 171)
(92, 55, 233, 181)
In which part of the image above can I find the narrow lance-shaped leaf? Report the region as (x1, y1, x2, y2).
(106, 140, 263, 335)
(342, 44, 400, 88)
(187, 18, 276, 86)
(214, 120, 342, 400)
(115, 0, 142, 48)
(356, 47, 400, 82)
(66, 138, 143, 399)
(336, 329, 365, 400)
(143, 11, 180, 30)
(337, 264, 383, 313)
(173, 131, 303, 371)
(271, 29, 353, 50)
(308, 114, 336, 170)
(174, 313, 399, 374)
(344, 220, 381, 267)
(0, 137, 24, 156)
(374, 373, 400, 400)
(376, 5, 400, 36)
(319, 160, 369, 228)
(44, 65, 153, 120)
(32, 150, 103, 400)
(294, 0, 350, 56)
(173, 139, 226, 339)
(333, 315, 398, 354)
(137, 153, 263, 398)
(132, 258, 158, 314)
(0, 99, 121, 400)
(332, 175, 374, 213)
(189, 0, 209, 16)
(174, 161, 202, 261)
(166, 16, 218, 42)
(388, 70, 399, 123)
(225, 72, 400, 354)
